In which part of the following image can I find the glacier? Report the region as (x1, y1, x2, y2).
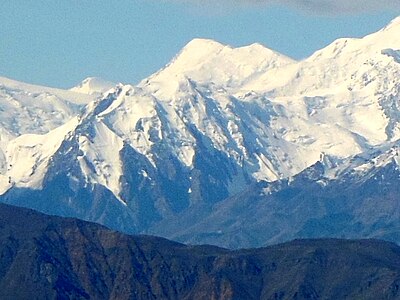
(1, 17, 400, 248)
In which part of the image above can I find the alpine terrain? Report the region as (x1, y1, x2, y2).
(1, 17, 400, 248)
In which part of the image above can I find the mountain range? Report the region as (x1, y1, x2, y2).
(1, 17, 400, 248)
(1, 202, 400, 299)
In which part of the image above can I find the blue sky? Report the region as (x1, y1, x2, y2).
(0, 1, 398, 88)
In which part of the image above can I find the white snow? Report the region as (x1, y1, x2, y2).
(323, 143, 400, 181)
(77, 120, 125, 204)
(0, 76, 96, 105)
(2, 16, 400, 200)
(0, 117, 80, 194)
(70, 77, 116, 96)
(139, 38, 295, 98)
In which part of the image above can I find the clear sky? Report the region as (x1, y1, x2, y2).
(0, 0, 399, 89)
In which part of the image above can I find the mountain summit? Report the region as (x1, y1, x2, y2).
(140, 38, 295, 96)
(1, 17, 400, 248)
(70, 77, 116, 95)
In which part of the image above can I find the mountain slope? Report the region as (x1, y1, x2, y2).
(140, 38, 295, 94)
(1, 18, 400, 248)
(0, 76, 95, 137)
(1, 203, 400, 300)
(70, 77, 116, 95)
(153, 143, 400, 248)
(0, 76, 96, 179)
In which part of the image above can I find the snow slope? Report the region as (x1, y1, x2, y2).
(1, 17, 400, 247)
(70, 77, 116, 95)
(2, 18, 400, 196)
(0, 118, 80, 194)
(0, 76, 96, 178)
(0, 76, 95, 138)
(139, 38, 295, 97)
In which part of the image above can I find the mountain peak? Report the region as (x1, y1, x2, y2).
(179, 39, 291, 62)
(243, 42, 272, 52)
(173, 38, 229, 64)
(141, 38, 295, 92)
(70, 77, 116, 95)
(183, 38, 227, 51)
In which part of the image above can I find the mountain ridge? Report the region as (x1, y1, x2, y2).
(1, 202, 400, 299)
(1, 16, 400, 248)
(70, 77, 116, 95)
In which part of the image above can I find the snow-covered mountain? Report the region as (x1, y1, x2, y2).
(0, 76, 93, 138)
(1, 17, 400, 248)
(70, 77, 116, 95)
(0, 76, 97, 185)
(150, 143, 400, 248)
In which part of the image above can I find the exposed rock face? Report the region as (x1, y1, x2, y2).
(2, 18, 400, 249)
(1, 203, 400, 299)
(147, 147, 400, 249)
